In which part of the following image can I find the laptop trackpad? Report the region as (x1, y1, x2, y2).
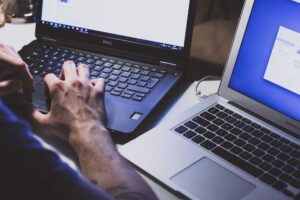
(170, 157, 255, 200)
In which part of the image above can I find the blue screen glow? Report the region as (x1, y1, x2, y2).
(229, 0, 300, 122)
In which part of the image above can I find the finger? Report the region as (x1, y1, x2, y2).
(91, 78, 107, 125)
(91, 78, 105, 99)
(44, 74, 63, 97)
(59, 61, 78, 82)
(77, 64, 90, 83)
(0, 51, 34, 90)
(0, 79, 23, 96)
(29, 108, 50, 126)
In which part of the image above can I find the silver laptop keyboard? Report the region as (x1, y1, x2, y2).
(174, 104, 300, 199)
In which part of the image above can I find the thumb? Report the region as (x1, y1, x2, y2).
(0, 79, 23, 96)
(29, 108, 49, 126)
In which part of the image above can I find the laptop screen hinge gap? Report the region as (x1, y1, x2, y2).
(42, 36, 57, 43)
(159, 61, 177, 69)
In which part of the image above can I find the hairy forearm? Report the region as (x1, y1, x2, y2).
(69, 124, 158, 200)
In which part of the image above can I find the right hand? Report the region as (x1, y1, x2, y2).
(31, 61, 108, 143)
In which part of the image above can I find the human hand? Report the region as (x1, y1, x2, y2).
(0, 43, 34, 100)
(31, 61, 108, 144)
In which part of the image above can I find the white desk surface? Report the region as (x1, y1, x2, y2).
(0, 23, 220, 199)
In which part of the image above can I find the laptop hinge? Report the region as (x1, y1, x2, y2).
(159, 61, 177, 69)
(41, 36, 57, 43)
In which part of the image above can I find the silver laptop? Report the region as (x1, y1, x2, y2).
(120, 0, 300, 199)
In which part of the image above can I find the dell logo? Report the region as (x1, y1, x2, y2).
(102, 40, 113, 46)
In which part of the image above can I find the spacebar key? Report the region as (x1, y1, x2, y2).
(212, 147, 263, 177)
(127, 85, 150, 94)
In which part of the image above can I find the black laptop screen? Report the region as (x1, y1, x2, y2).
(40, 0, 190, 53)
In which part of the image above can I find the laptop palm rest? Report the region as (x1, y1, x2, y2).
(170, 157, 255, 200)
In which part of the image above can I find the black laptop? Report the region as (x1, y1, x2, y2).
(19, 0, 196, 134)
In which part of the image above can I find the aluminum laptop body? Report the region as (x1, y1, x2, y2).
(120, 0, 300, 199)
(19, 0, 196, 134)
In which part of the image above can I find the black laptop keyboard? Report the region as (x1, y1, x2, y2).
(23, 44, 169, 102)
(174, 104, 300, 199)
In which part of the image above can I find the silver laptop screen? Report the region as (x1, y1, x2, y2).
(40, 0, 190, 52)
(229, 0, 300, 122)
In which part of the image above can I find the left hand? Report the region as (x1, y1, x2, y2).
(0, 43, 34, 100)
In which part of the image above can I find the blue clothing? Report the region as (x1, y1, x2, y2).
(0, 100, 113, 200)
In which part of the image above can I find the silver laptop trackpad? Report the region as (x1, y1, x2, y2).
(170, 157, 255, 200)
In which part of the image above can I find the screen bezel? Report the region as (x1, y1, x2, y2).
(219, 0, 300, 136)
(35, 0, 196, 62)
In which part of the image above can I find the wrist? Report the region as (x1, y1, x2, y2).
(68, 122, 112, 154)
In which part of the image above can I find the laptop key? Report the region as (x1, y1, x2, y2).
(282, 165, 295, 174)
(213, 147, 263, 177)
(230, 128, 243, 136)
(243, 144, 255, 152)
(192, 117, 210, 127)
(278, 153, 289, 161)
(260, 174, 277, 185)
(240, 152, 253, 160)
(203, 131, 215, 140)
(208, 107, 219, 114)
(212, 136, 225, 144)
(216, 129, 228, 137)
(175, 126, 188, 134)
(194, 127, 206, 134)
(233, 121, 246, 128)
(230, 146, 243, 155)
(192, 135, 205, 144)
(183, 130, 197, 139)
(221, 141, 234, 150)
(215, 104, 225, 110)
(249, 138, 261, 145)
(110, 91, 121, 96)
(279, 174, 293, 183)
(217, 112, 228, 119)
(213, 119, 225, 126)
(268, 148, 280, 156)
(283, 189, 294, 197)
(150, 72, 164, 79)
(128, 79, 138, 85)
(272, 159, 285, 168)
(234, 139, 246, 147)
(261, 135, 273, 143)
(280, 145, 293, 153)
(146, 78, 159, 89)
(239, 132, 251, 140)
(252, 130, 264, 138)
(207, 124, 219, 132)
(225, 134, 237, 141)
(127, 85, 150, 94)
(292, 170, 300, 179)
(222, 123, 233, 131)
(270, 167, 282, 177)
(291, 150, 300, 159)
(259, 162, 272, 171)
(258, 143, 270, 151)
(201, 140, 217, 150)
(261, 154, 275, 162)
(200, 112, 216, 121)
(249, 157, 262, 165)
(225, 116, 236, 124)
(290, 179, 300, 189)
(132, 96, 143, 102)
(253, 149, 265, 157)
(184, 121, 198, 129)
